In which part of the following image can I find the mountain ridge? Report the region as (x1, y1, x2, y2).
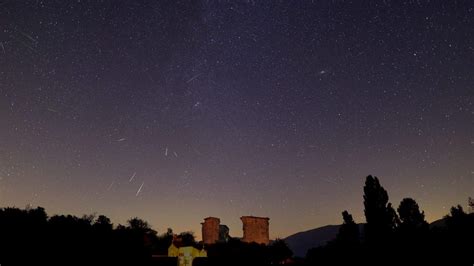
(284, 218, 449, 258)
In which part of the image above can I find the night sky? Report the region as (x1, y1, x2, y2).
(1, 1, 473, 239)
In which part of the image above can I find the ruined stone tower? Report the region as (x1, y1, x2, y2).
(240, 216, 270, 245)
(201, 217, 220, 244)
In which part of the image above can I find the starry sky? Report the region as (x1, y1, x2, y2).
(0, 1, 473, 239)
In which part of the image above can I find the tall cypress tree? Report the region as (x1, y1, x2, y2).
(363, 175, 398, 243)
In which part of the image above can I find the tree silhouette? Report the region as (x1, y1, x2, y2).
(0, 206, 49, 264)
(397, 198, 427, 229)
(127, 217, 156, 234)
(444, 205, 471, 235)
(112, 217, 159, 264)
(363, 175, 397, 243)
(94, 215, 113, 231)
(446, 205, 468, 222)
(179, 231, 197, 246)
(336, 210, 359, 247)
(154, 228, 174, 255)
(392, 197, 429, 262)
(433, 205, 474, 265)
(267, 238, 293, 264)
(3, 182, 474, 266)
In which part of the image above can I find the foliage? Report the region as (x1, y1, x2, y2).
(307, 175, 474, 265)
(268, 238, 293, 264)
(1, 174, 474, 265)
(397, 198, 427, 230)
(363, 175, 398, 243)
(179, 231, 197, 246)
(335, 210, 359, 246)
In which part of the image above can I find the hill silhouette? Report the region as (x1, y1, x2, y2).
(285, 216, 459, 259)
(284, 224, 364, 257)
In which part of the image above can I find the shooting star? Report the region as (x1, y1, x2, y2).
(116, 138, 126, 142)
(47, 108, 58, 113)
(129, 172, 136, 182)
(320, 177, 338, 185)
(136, 182, 144, 196)
(0, 42, 5, 54)
(20, 40, 36, 52)
(107, 181, 115, 191)
(19, 31, 37, 43)
(186, 73, 202, 83)
(173, 151, 178, 157)
(165, 147, 168, 156)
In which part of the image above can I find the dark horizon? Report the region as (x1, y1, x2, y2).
(1, 0, 473, 240)
(1, 174, 474, 265)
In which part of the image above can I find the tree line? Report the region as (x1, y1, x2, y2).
(0, 207, 181, 265)
(0, 206, 292, 265)
(306, 175, 474, 265)
(0, 174, 472, 265)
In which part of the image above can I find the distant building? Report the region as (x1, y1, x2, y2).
(201, 216, 269, 245)
(201, 217, 220, 244)
(241, 216, 270, 245)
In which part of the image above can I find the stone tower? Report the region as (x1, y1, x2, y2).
(201, 217, 220, 244)
(240, 216, 270, 245)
